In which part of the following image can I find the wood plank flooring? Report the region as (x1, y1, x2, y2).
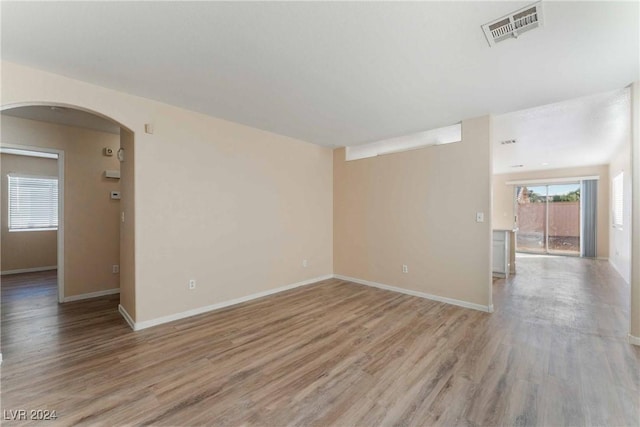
(1, 256, 639, 426)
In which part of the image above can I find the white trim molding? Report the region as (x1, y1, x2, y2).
(0, 142, 65, 303)
(120, 274, 334, 331)
(1, 266, 57, 276)
(0, 147, 58, 159)
(334, 274, 494, 313)
(505, 176, 599, 186)
(63, 288, 119, 302)
(629, 334, 640, 346)
(609, 259, 630, 285)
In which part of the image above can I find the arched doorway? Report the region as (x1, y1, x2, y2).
(0, 103, 136, 323)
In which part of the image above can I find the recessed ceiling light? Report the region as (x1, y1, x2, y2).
(541, 162, 549, 166)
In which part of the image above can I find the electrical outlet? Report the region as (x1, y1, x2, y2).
(302, 259, 308, 268)
(402, 264, 408, 273)
(112, 264, 120, 274)
(188, 279, 196, 290)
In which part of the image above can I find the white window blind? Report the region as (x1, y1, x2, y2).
(8, 174, 59, 232)
(613, 172, 623, 228)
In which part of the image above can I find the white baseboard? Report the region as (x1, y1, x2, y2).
(125, 274, 334, 331)
(1, 266, 57, 276)
(629, 334, 640, 346)
(118, 304, 136, 330)
(334, 274, 494, 313)
(608, 258, 630, 284)
(63, 288, 119, 302)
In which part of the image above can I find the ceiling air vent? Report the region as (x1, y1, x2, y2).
(482, 2, 543, 47)
(500, 139, 516, 145)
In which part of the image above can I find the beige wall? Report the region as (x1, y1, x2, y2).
(333, 116, 493, 309)
(492, 165, 610, 259)
(135, 108, 333, 321)
(1, 61, 334, 323)
(0, 116, 121, 297)
(1, 154, 58, 272)
(609, 142, 632, 283)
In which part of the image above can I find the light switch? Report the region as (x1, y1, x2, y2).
(110, 191, 121, 200)
(476, 212, 484, 223)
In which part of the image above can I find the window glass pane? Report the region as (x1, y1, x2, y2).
(515, 185, 547, 252)
(547, 183, 580, 255)
(8, 175, 58, 231)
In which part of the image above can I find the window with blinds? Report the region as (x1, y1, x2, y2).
(612, 172, 623, 229)
(8, 174, 59, 232)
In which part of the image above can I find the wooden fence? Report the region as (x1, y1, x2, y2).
(517, 202, 580, 237)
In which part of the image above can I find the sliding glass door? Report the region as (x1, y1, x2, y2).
(515, 183, 581, 255)
(547, 184, 581, 254)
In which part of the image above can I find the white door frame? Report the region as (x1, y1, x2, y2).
(512, 181, 582, 256)
(0, 142, 65, 303)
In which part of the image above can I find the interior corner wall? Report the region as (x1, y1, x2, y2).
(134, 109, 333, 323)
(1, 153, 58, 272)
(333, 116, 493, 308)
(492, 165, 610, 259)
(609, 142, 632, 283)
(630, 81, 640, 341)
(0, 116, 121, 296)
(119, 128, 136, 319)
(1, 61, 334, 324)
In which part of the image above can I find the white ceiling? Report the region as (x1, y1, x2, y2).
(493, 87, 630, 174)
(1, 1, 638, 147)
(2, 106, 121, 134)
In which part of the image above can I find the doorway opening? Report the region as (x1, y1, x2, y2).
(0, 146, 64, 303)
(0, 104, 134, 315)
(515, 182, 581, 256)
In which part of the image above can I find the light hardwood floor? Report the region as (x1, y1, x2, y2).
(1, 256, 638, 426)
